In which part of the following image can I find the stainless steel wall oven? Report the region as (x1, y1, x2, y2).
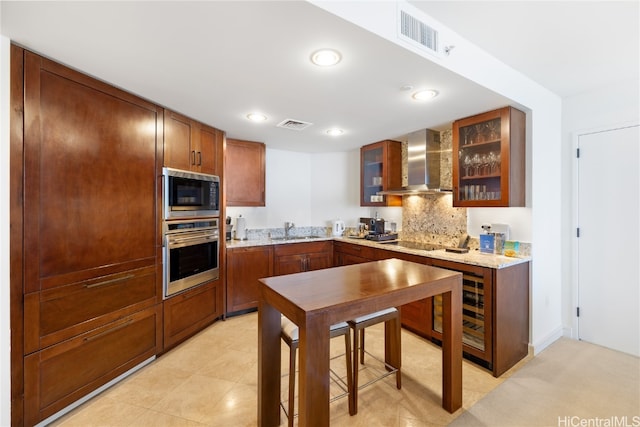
(163, 218, 219, 298)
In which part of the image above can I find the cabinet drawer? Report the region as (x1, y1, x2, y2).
(274, 241, 332, 256)
(333, 242, 377, 260)
(163, 280, 222, 350)
(24, 305, 161, 426)
(25, 265, 158, 352)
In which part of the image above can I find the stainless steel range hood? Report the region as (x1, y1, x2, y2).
(378, 129, 452, 195)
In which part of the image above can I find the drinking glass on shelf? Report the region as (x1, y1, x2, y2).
(462, 127, 471, 145)
(463, 155, 472, 177)
(474, 124, 484, 143)
(480, 153, 489, 176)
(472, 153, 481, 176)
(487, 120, 500, 141)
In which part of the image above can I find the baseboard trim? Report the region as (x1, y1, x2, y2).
(531, 326, 563, 355)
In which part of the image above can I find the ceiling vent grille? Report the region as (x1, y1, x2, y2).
(398, 9, 440, 57)
(276, 119, 313, 131)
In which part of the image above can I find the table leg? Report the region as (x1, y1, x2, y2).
(258, 301, 281, 427)
(441, 278, 463, 412)
(384, 312, 402, 388)
(298, 312, 331, 426)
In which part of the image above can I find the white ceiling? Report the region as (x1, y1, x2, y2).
(412, 1, 640, 99)
(2, 1, 638, 153)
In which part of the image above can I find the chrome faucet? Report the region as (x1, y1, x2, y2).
(284, 221, 295, 238)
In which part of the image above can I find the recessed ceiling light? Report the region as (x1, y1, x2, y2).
(412, 89, 439, 101)
(311, 49, 342, 67)
(326, 128, 344, 136)
(246, 112, 268, 122)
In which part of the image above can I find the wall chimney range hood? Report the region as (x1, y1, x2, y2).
(378, 129, 452, 195)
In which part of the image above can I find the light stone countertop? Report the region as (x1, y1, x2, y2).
(225, 236, 530, 270)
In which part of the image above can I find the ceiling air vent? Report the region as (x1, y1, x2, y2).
(398, 9, 441, 57)
(276, 119, 313, 131)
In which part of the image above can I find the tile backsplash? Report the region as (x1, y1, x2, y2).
(400, 129, 465, 247)
(400, 194, 466, 247)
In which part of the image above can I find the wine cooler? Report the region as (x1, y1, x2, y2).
(433, 271, 487, 352)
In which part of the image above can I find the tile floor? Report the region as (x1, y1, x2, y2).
(51, 311, 518, 426)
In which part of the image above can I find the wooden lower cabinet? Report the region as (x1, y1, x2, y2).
(24, 305, 162, 426)
(24, 265, 158, 354)
(334, 241, 529, 377)
(428, 258, 529, 377)
(226, 246, 274, 314)
(274, 241, 333, 275)
(163, 280, 224, 351)
(333, 241, 378, 265)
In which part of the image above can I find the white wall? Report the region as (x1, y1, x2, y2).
(561, 78, 640, 336)
(1, 34, 12, 427)
(226, 148, 403, 232)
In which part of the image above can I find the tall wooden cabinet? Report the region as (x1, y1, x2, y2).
(452, 106, 526, 207)
(18, 49, 163, 425)
(360, 140, 402, 207)
(225, 138, 266, 206)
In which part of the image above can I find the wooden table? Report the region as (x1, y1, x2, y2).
(257, 258, 463, 426)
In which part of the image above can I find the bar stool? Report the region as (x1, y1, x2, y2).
(348, 307, 402, 414)
(280, 316, 354, 426)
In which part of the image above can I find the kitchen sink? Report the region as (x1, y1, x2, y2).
(271, 235, 322, 241)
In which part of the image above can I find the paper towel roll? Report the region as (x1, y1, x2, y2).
(235, 216, 247, 240)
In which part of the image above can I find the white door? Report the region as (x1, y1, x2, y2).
(577, 125, 639, 356)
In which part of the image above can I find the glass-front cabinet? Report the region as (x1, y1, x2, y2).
(360, 140, 402, 207)
(452, 106, 526, 207)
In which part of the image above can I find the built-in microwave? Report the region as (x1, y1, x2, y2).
(163, 167, 220, 219)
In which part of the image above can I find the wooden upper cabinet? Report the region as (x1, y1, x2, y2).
(225, 138, 266, 206)
(452, 106, 526, 207)
(361, 140, 402, 207)
(164, 109, 220, 175)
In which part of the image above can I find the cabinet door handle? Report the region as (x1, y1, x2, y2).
(84, 274, 135, 289)
(197, 151, 202, 166)
(83, 319, 133, 342)
(191, 150, 196, 165)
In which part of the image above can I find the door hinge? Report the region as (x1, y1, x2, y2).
(577, 307, 580, 317)
(576, 228, 580, 238)
(576, 148, 580, 158)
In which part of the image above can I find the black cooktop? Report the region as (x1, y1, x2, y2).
(380, 240, 445, 251)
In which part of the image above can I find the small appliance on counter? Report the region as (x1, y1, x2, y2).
(365, 232, 398, 242)
(332, 219, 346, 236)
(369, 217, 385, 235)
(235, 215, 247, 240)
(225, 216, 233, 241)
